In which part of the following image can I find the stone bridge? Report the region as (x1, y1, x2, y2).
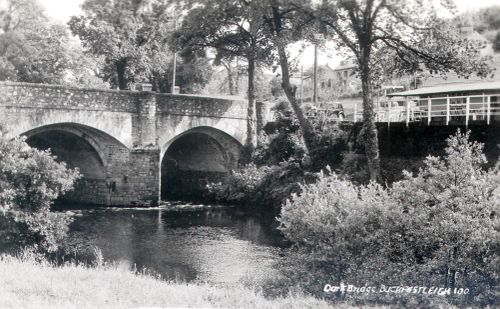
(0, 82, 251, 206)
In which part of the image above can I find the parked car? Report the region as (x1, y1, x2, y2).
(305, 103, 345, 121)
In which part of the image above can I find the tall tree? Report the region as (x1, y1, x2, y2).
(259, 0, 318, 154)
(69, 0, 171, 90)
(218, 58, 241, 96)
(307, 0, 493, 179)
(0, 0, 108, 87)
(0, 0, 70, 84)
(148, 48, 214, 93)
(69, 0, 212, 92)
(174, 0, 274, 156)
(0, 0, 46, 33)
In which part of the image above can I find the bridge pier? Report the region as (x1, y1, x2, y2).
(106, 148, 160, 206)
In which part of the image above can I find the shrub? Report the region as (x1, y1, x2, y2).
(254, 100, 304, 166)
(389, 130, 499, 305)
(0, 132, 81, 252)
(278, 130, 499, 307)
(207, 160, 318, 212)
(252, 160, 317, 211)
(253, 133, 305, 166)
(206, 164, 273, 205)
(308, 117, 349, 172)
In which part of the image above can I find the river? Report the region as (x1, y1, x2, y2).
(63, 202, 287, 286)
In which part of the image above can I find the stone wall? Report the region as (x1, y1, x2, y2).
(156, 94, 247, 118)
(0, 82, 137, 112)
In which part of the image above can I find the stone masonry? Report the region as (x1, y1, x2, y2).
(0, 82, 249, 206)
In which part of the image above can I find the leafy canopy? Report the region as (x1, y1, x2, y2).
(0, 0, 107, 87)
(69, 0, 213, 92)
(314, 0, 493, 80)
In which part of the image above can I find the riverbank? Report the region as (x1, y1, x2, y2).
(0, 254, 332, 308)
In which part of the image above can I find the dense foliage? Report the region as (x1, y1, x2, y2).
(69, 0, 213, 92)
(0, 0, 106, 87)
(208, 100, 350, 209)
(253, 101, 304, 166)
(0, 132, 81, 252)
(206, 164, 273, 205)
(313, 0, 493, 180)
(278, 131, 499, 306)
(207, 160, 318, 213)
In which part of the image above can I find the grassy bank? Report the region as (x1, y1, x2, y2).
(0, 254, 332, 309)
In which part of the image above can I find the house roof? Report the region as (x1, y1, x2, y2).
(333, 59, 357, 71)
(388, 81, 500, 97)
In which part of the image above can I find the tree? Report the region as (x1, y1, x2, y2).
(258, 0, 321, 156)
(306, 0, 493, 180)
(0, 0, 69, 84)
(174, 0, 274, 156)
(0, 0, 46, 33)
(63, 43, 110, 89)
(0, 131, 81, 252)
(469, 5, 500, 33)
(69, 0, 172, 90)
(0, 0, 105, 86)
(390, 131, 499, 296)
(171, 56, 214, 93)
(208, 57, 243, 96)
(69, 0, 212, 92)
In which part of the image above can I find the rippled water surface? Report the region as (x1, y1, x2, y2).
(65, 204, 286, 285)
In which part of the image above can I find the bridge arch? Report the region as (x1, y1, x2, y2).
(160, 126, 242, 200)
(23, 123, 110, 167)
(21, 123, 129, 205)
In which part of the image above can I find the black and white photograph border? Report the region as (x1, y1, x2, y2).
(0, 0, 498, 308)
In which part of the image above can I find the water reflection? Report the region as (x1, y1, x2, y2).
(66, 206, 286, 285)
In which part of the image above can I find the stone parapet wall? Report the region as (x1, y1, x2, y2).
(0, 82, 248, 120)
(0, 82, 137, 112)
(156, 94, 247, 119)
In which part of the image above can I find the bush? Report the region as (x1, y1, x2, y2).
(278, 130, 499, 307)
(252, 160, 317, 210)
(254, 100, 305, 166)
(0, 132, 81, 252)
(207, 160, 318, 212)
(308, 116, 349, 172)
(206, 164, 273, 205)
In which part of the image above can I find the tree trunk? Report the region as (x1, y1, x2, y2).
(238, 56, 256, 165)
(222, 61, 236, 95)
(275, 40, 316, 153)
(246, 57, 256, 147)
(115, 59, 128, 90)
(227, 68, 236, 95)
(235, 56, 240, 95)
(359, 50, 380, 180)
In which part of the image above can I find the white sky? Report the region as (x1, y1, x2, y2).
(38, 0, 500, 69)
